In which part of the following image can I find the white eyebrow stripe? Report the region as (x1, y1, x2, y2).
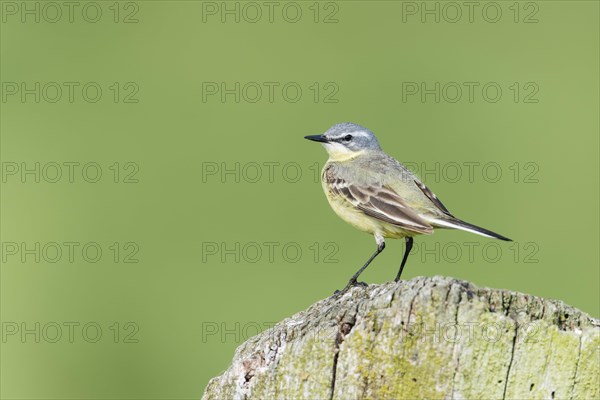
(331, 131, 369, 140)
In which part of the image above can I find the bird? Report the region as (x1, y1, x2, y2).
(304, 122, 511, 293)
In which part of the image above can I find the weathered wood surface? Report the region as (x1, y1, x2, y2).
(202, 276, 600, 400)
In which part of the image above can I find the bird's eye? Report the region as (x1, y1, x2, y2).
(344, 135, 352, 141)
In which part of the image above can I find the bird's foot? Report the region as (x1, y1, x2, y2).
(333, 280, 368, 295)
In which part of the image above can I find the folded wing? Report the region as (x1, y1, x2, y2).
(329, 178, 434, 235)
(413, 179, 454, 217)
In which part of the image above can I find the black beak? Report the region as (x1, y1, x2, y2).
(304, 134, 329, 143)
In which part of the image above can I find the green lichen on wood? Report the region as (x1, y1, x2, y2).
(202, 276, 600, 400)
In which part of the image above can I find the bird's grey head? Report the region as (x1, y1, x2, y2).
(304, 123, 381, 159)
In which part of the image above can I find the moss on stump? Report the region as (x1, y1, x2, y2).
(202, 276, 600, 400)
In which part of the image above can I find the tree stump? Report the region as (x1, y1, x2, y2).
(202, 276, 600, 399)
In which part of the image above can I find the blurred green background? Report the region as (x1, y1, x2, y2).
(1, 1, 598, 398)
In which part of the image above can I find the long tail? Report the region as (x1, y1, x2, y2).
(429, 217, 512, 241)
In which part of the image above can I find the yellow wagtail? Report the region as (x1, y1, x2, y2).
(305, 122, 511, 292)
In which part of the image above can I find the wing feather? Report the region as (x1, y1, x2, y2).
(413, 179, 453, 217)
(328, 177, 433, 234)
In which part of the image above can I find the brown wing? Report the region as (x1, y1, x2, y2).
(328, 177, 434, 235)
(413, 179, 454, 217)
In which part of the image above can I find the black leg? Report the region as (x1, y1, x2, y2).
(394, 237, 413, 282)
(338, 242, 385, 293)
